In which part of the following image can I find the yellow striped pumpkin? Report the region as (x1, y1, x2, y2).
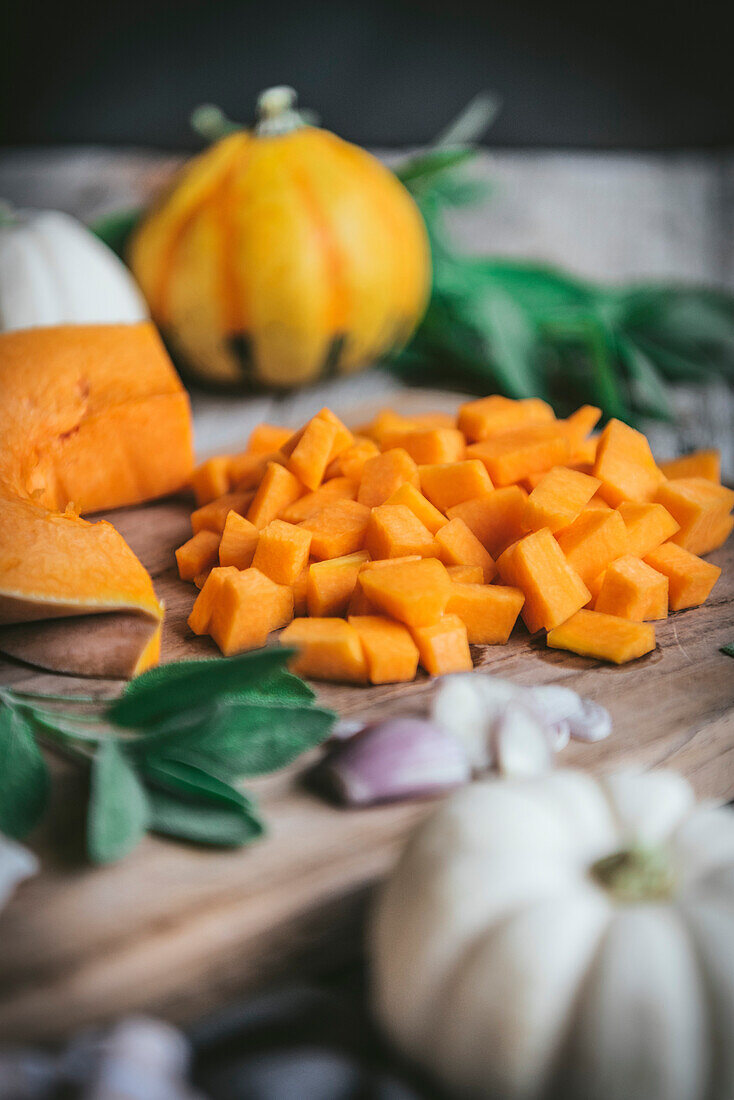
(129, 88, 431, 389)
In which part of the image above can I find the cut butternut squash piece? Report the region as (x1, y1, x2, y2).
(218, 511, 260, 569)
(409, 614, 473, 675)
(467, 423, 570, 487)
(593, 419, 664, 506)
(547, 609, 655, 664)
(618, 501, 680, 559)
(447, 583, 525, 644)
(209, 568, 293, 656)
(447, 486, 527, 558)
(246, 423, 292, 456)
(281, 618, 369, 684)
(187, 566, 239, 635)
(359, 558, 453, 627)
(556, 508, 628, 586)
(314, 407, 354, 460)
(561, 405, 601, 455)
(571, 435, 600, 467)
(385, 483, 448, 534)
(356, 408, 415, 446)
(365, 505, 437, 560)
(446, 565, 485, 583)
(329, 437, 380, 482)
(407, 411, 458, 430)
(280, 477, 358, 523)
(419, 460, 493, 512)
(247, 462, 304, 530)
(284, 416, 337, 490)
(381, 427, 465, 465)
(522, 466, 601, 533)
(307, 552, 370, 617)
(654, 477, 734, 556)
(191, 490, 255, 534)
(252, 519, 312, 585)
(497, 528, 590, 633)
(189, 456, 231, 506)
(292, 565, 309, 616)
(175, 530, 221, 582)
(583, 494, 613, 514)
(348, 615, 420, 684)
(358, 448, 420, 507)
(659, 450, 720, 483)
(594, 555, 668, 621)
(194, 571, 211, 590)
(644, 544, 721, 611)
(301, 499, 371, 560)
(348, 556, 422, 615)
(434, 518, 496, 582)
(228, 451, 279, 491)
(458, 395, 554, 442)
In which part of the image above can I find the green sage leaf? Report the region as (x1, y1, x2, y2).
(147, 787, 263, 847)
(0, 703, 49, 838)
(87, 741, 149, 864)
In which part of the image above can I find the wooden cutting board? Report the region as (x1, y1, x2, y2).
(1, 392, 733, 1043)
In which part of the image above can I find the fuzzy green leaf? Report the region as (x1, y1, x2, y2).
(87, 741, 149, 864)
(146, 787, 263, 847)
(0, 704, 50, 838)
(721, 643, 734, 659)
(89, 208, 141, 258)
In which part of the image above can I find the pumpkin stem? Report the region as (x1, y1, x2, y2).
(190, 104, 242, 143)
(255, 86, 306, 136)
(590, 846, 675, 904)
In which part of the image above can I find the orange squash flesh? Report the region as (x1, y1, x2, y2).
(555, 508, 628, 586)
(348, 615, 420, 684)
(385, 483, 448, 534)
(617, 502, 680, 559)
(358, 448, 420, 507)
(301, 499, 372, 560)
(593, 419, 663, 506)
(365, 504, 437, 560)
(218, 511, 260, 569)
(381, 428, 466, 465)
(280, 477, 358, 523)
(251, 520, 312, 586)
(409, 614, 473, 675)
(246, 423, 293, 456)
(594, 555, 668, 621)
(209, 568, 294, 656)
(359, 558, 453, 627)
(446, 565, 486, 584)
(307, 552, 370, 617)
(458, 395, 554, 443)
(497, 529, 590, 634)
(191, 491, 255, 534)
(281, 618, 369, 684)
(330, 438, 380, 482)
(284, 415, 338, 491)
(434, 518, 496, 582)
(644, 543, 722, 611)
(247, 462, 304, 530)
(467, 423, 569, 487)
(447, 486, 528, 558)
(190, 456, 231, 506)
(654, 478, 734, 556)
(547, 609, 656, 664)
(447, 583, 525, 644)
(188, 566, 240, 635)
(659, 450, 720, 483)
(176, 530, 221, 582)
(419, 460, 493, 512)
(522, 466, 601, 534)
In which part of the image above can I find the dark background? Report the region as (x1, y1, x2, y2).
(2, 0, 732, 150)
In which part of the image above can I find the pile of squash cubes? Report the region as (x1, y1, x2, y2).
(175, 397, 732, 684)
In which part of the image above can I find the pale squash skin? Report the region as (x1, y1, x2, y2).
(129, 114, 431, 388)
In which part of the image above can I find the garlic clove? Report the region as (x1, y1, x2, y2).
(431, 673, 519, 772)
(493, 704, 554, 777)
(568, 698, 612, 742)
(317, 718, 471, 806)
(546, 719, 571, 752)
(526, 683, 585, 727)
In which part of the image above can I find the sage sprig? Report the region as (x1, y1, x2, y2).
(0, 650, 335, 864)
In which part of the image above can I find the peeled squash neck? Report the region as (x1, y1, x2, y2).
(0, 323, 194, 677)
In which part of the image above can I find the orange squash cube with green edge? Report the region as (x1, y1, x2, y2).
(467, 423, 570, 487)
(301, 499, 371, 559)
(644, 543, 722, 611)
(594, 555, 668, 621)
(385, 482, 449, 534)
(654, 477, 734, 556)
(281, 618, 369, 683)
(447, 485, 527, 558)
(218, 511, 260, 570)
(280, 477, 357, 524)
(251, 519, 312, 585)
(659, 449, 720, 483)
(188, 566, 239, 635)
(365, 504, 437, 560)
(457, 395, 554, 442)
(617, 501, 680, 558)
(497, 528, 590, 634)
(419, 459, 493, 512)
(359, 557, 453, 627)
(191, 490, 255, 533)
(381, 427, 465, 465)
(555, 508, 628, 586)
(447, 583, 525, 644)
(547, 609, 656, 664)
(593, 419, 664, 506)
(307, 551, 370, 617)
(434, 518, 497, 582)
(348, 615, 420, 684)
(176, 529, 221, 582)
(409, 614, 473, 676)
(189, 456, 231, 506)
(357, 448, 420, 508)
(247, 462, 304, 529)
(209, 568, 294, 656)
(522, 466, 601, 534)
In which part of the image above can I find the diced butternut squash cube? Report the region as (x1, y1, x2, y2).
(194, 571, 211, 590)
(434, 518, 496, 582)
(218, 511, 260, 569)
(292, 565, 310, 616)
(210, 568, 294, 656)
(593, 419, 664, 506)
(189, 456, 231, 506)
(571, 435, 600, 467)
(358, 448, 420, 507)
(301, 499, 371, 560)
(583, 494, 613, 514)
(654, 477, 734, 556)
(175, 529, 221, 582)
(281, 618, 368, 684)
(447, 486, 527, 558)
(307, 551, 370, 617)
(247, 462, 304, 529)
(385, 483, 448, 534)
(522, 466, 601, 533)
(187, 566, 239, 634)
(246, 423, 292, 456)
(560, 405, 601, 456)
(348, 556, 422, 615)
(446, 565, 485, 583)
(467, 423, 570, 487)
(594, 555, 668, 621)
(419, 460, 493, 512)
(556, 508, 628, 586)
(458, 395, 554, 442)
(330, 438, 380, 481)
(497, 528, 590, 633)
(381, 427, 465, 465)
(228, 451, 278, 491)
(191, 490, 255, 534)
(659, 449, 720, 483)
(547, 609, 655, 664)
(365, 504, 437, 560)
(644, 544, 721, 611)
(447, 583, 525, 644)
(357, 408, 415, 446)
(407, 411, 458, 430)
(280, 477, 358, 523)
(348, 615, 420, 684)
(314, 407, 354, 460)
(618, 501, 680, 558)
(252, 519, 312, 585)
(519, 470, 547, 493)
(282, 415, 338, 491)
(359, 558, 453, 627)
(409, 615, 473, 675)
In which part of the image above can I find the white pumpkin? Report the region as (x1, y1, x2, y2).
(0, 204, 147, 330)
(371, 769, 734, 1100)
